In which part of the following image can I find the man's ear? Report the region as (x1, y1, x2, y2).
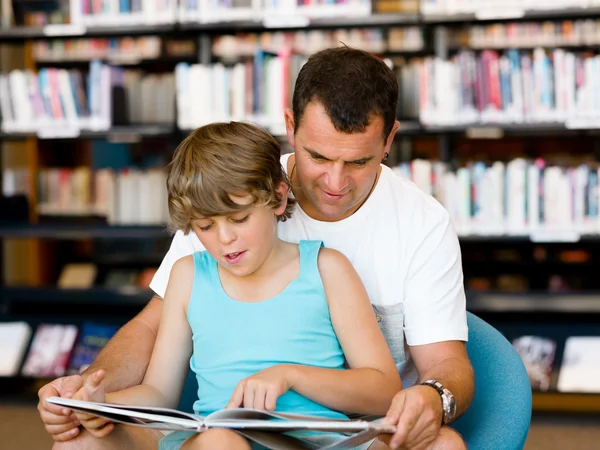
(274, 182, 289, 216)
(385, 120, 401, 152)
(284, 109, 296, 149)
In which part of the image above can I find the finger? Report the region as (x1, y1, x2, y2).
(75, 411, 100, 423)
(85, 370, 105, 390)
(45, 420, 80, 436)
(403, 414, 437, 450)
(390, 410, 420, 450)
(60, 375, 85, 403)
(89, 423, 115, 439)
(81, 416, 110, 430)
(51, 426, 81, 442)
(243, 383, 255, 410)
(227, 383, 245, 409)
(265, 388, 279, 411)
(382, 393, 406, 427)
(253, 385, 267, 411)
(39, 409, 78, 425)
(38, 386, 66, 416)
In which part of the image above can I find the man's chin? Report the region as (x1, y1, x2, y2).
(315, 204, 355, 222)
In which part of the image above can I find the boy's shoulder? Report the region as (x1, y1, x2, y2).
(316, 246, 352, 273)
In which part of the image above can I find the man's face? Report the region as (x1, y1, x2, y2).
(285, 101, 397, 222)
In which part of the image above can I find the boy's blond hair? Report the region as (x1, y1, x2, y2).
(167, 122, 296, 234)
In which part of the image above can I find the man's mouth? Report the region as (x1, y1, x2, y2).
(322, 190, 347, 200)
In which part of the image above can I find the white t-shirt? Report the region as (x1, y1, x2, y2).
(150, 153, 468, 387)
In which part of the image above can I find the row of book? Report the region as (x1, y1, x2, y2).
(395, 158, 600, 238)
(32, 167, 170, 225)
(15, 47, 600, 135)
(418, 49, 600, 127)
(513, 334, 600, 394)
(34, 36, 196, 63)
(175, 53, 302, 134)
(175, 52, 419, 133)
(0, 322, 117, 378)
(213, 26, 424, 60)
(457, 19, 600, 49)
(0, 64, 175, 135)
(67, 0, 384, 26)
(421, 0, 600, 16)
(2, 320, 600, 394)
(57, 263, 157, 290)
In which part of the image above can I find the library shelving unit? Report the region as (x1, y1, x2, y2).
(1, 0, 600, 412)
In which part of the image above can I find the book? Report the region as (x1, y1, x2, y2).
(21, 324, 79, 378)
(0, 322, 32, 377)
(46, 396, 394, 450)
(67, 323, 119, 375)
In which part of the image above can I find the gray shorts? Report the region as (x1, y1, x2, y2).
(158, 429, 376, 450)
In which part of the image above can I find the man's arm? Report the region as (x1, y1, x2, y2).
(410, 340, 474, 419)
(382, 202, 472, 450)
(82, 296, 163, 392)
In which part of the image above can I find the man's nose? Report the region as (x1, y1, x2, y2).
(325, 163, 346, 193)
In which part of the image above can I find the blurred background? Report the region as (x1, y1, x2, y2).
(1, 0, 600, 448)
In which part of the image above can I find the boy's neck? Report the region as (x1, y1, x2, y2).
(217, 239, 300, 303)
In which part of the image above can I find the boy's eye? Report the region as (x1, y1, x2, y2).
(198, 224, 212, 231)
(232, 215, 250, 224)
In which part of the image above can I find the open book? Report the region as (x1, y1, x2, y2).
(46, 397, 395, 450)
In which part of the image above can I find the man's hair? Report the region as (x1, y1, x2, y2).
(292, 46, 398, 139)
(167, 122, 295, 234)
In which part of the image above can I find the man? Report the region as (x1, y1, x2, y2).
(38, 46, 473, 450)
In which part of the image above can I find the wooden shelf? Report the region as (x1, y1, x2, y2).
(533, 392, 600, 413)
(0, 125, 176, 141)
(0, 224, 169, 239)
(467, 291, 600, 315)
(0, 23, 176, 41)
(423, 7, 600, 25)
(1, 286, 153, 307)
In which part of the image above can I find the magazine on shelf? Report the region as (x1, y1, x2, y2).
(46, 397, 394, 450)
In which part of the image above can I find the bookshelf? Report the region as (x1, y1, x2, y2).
(0, 0, 599, 412)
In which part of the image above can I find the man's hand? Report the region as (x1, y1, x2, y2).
(227, 365, 293, 411)
(37, 374, 84, 442)
(379, 385, 443, 450)
(72, 370, 115, 438)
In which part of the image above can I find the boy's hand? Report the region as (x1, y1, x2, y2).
(227, 365, 293, 411)
(72, 370, 115, 438)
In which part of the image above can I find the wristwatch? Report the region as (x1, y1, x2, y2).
(420, 380, 457, 425)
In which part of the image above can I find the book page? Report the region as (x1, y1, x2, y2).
(46, 397, 202, 431)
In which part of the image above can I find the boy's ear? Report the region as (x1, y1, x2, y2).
(274, 182, 289, 216)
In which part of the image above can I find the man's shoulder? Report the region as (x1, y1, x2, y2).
(171, 229, 205, 255)
(378, 165, 451, 226)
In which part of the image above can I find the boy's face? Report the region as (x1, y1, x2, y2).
(190, 190, 287, 278)
(285, 101, 398, 222)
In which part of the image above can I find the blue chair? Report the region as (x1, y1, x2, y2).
(177, 312, 533, 449)
(177, 369, 198, 414)
(453, 312, 532, 450)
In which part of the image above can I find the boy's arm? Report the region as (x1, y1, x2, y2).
(286, 248, 402, 416)
(106, 256, 194, 408)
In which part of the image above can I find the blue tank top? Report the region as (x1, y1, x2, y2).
(187, 240, 347, 420)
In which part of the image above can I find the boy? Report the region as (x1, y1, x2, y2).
(71, 122, 402, 450)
